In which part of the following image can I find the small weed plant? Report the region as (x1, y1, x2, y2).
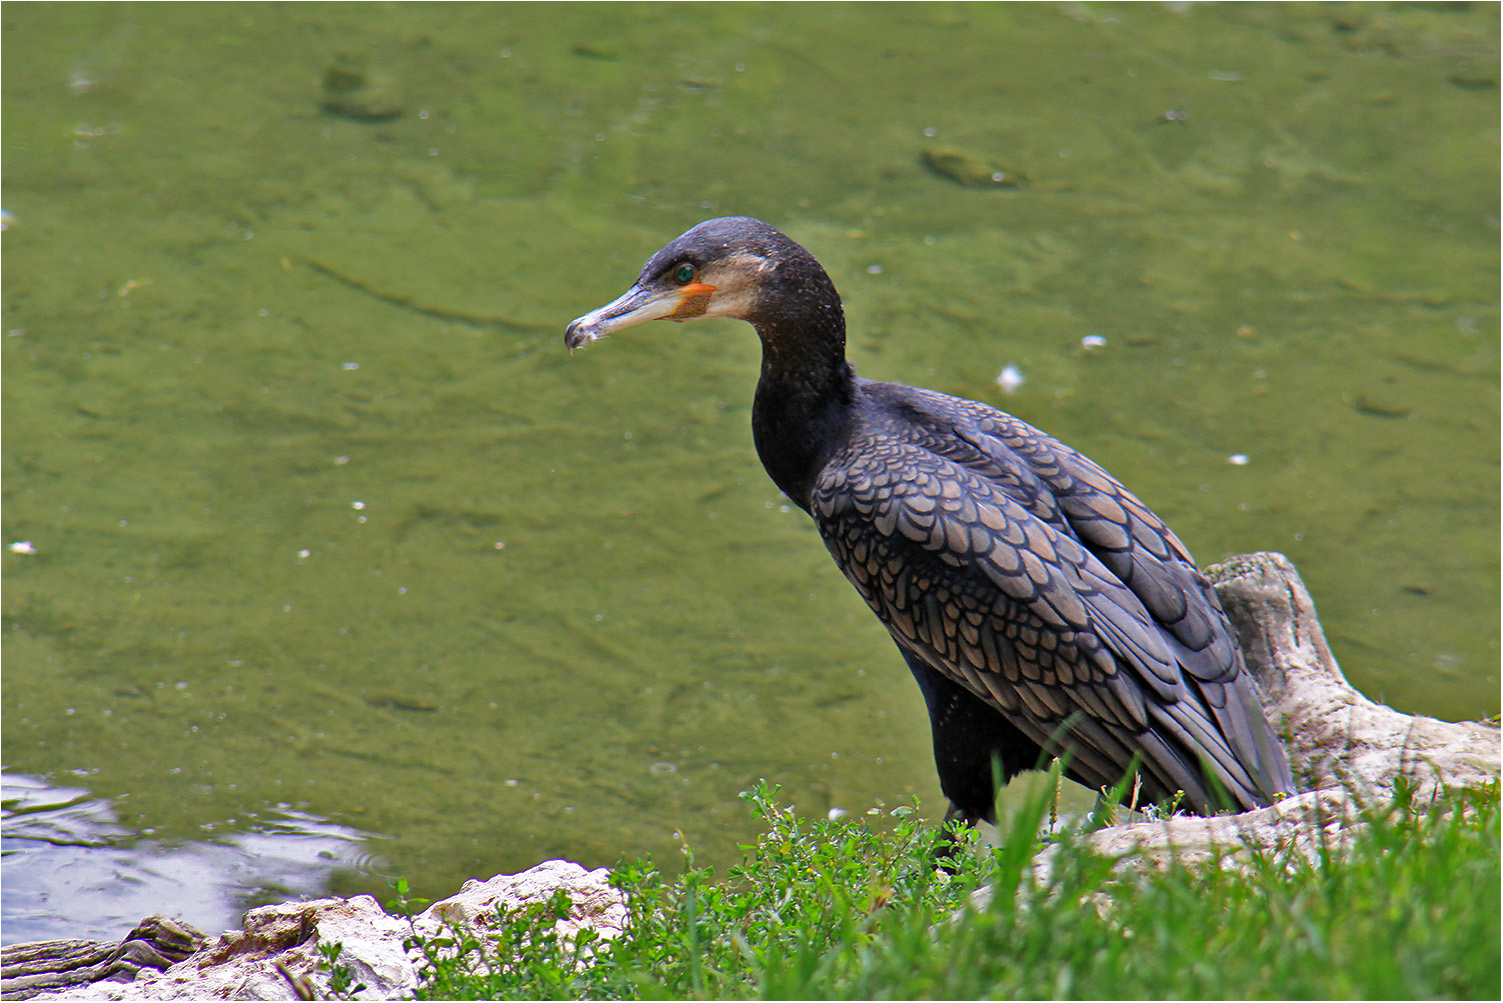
(393, 772, 1499, 1000)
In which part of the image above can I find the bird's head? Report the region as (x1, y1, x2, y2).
(564, 217, 815, 350)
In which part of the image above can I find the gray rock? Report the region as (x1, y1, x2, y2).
(12, 861, 622, 1001)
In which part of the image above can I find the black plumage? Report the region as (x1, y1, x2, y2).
(564, 216, 1295, 824)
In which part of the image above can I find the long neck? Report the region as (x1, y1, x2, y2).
(750, 288, 854, 510)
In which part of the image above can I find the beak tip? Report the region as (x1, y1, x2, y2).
(563, 319, 596, 351)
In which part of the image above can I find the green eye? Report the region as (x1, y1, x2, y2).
(673, 263, 695, 284)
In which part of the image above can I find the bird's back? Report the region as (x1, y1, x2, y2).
(810, 378, 1294, 812)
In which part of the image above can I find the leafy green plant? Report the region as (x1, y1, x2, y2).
(398, 775, 1500, 1000)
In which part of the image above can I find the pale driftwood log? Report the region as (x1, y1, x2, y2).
(11, 554, 1498, 1001)
(1211, 551, 1499, 797)
(1042, 551, 1499, 871)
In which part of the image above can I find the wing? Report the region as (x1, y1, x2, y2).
(933, 392, 1292, 798)
(945, 394, 1239, 685)
(813, 389, 1291, 809)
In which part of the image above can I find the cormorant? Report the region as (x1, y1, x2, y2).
(564, 217, 1295, 826)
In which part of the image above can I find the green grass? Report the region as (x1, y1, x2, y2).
(386, 773, 1499, 1000)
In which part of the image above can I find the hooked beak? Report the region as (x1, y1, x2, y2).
(564, 281, 717, 351)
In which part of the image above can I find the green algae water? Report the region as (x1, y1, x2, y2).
(3, 3, 1497, 940)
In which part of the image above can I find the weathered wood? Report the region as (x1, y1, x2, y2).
(1, 918, 203, 1000)
(1210, 550, 1499, 796)
(1023, 551, 1500, 878)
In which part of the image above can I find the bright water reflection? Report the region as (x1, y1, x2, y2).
(1, 771, 380, 946)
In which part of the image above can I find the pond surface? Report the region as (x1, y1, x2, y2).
(3, 3, 1497, 943)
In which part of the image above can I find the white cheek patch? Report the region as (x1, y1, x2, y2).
(700, 250, 765, 319)
(703, 284, 759, 318)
